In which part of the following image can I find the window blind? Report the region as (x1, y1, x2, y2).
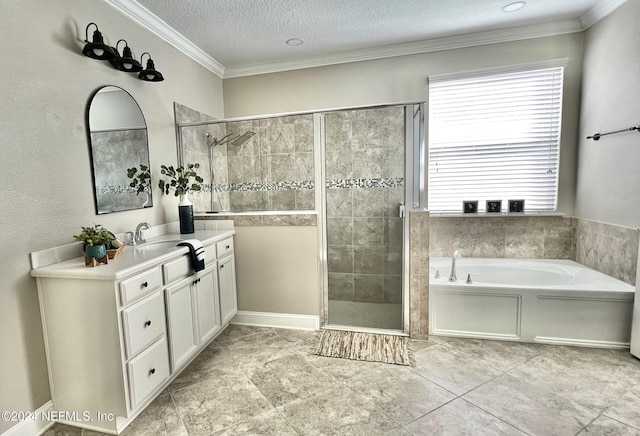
(428, 66, 564, 213)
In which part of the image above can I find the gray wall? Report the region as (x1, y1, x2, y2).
(0, 0, 223, 432)
(575, 1, 640, 228)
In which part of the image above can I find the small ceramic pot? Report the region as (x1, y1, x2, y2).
(85, 244, 107, 259)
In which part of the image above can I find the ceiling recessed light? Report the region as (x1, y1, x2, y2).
(502, 1, 526, 12)
(286, 38, 304, 46)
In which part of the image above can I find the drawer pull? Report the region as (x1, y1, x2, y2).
(144, 320, 152, 327)
(141, 281, 149, 288)
(226, 245, 230, 249)
(149, 368, 156, 375)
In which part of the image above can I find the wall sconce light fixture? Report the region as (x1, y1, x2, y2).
(81, 23, 164, 82)
(139, 53, 164, 82)
(82, 23, 116, 60)
(110, 40, 143, 72)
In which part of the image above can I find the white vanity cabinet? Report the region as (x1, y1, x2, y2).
(31, 228, 237, 434)
(165, 264, 221, 372)
(35, 267, 171, 433)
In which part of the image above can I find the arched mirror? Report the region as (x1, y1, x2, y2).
(86, 85, 152, 214)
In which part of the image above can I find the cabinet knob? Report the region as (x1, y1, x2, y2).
(144, 320, 152, 327)
(141, 281, 148, 288)
(220, 264, 224, 269)
(226, 245, 230, 249)
(149, 368, 156, 375)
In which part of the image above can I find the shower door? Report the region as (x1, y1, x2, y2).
(324, 106, 406, 331)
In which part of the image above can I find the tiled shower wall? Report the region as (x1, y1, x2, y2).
(227, 116, 314, 211)
(325, 107, 405, 306)
(180, 115, 314, 212)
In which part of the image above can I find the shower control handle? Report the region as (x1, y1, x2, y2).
(399, 202, 405, 218)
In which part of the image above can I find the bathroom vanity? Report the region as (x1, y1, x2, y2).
(30, 226, 237, 434)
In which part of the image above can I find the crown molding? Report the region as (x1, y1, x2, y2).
(224, 19, 583, 78)
(579, 0, 627, 29)
(102, 0, 225, 78)
(103, 0, 623, 80)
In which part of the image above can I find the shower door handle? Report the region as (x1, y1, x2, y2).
(399, 202, 405, 218)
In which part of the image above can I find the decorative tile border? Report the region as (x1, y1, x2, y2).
(206, 180, 315, 193)
(96, 185, 151, 194)
(327, 178, 404, 189)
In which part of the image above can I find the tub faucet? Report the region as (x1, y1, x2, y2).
(448, 250, 462, 282)
(134, 222, 151, 244)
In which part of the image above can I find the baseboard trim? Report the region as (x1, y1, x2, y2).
(0, 400, 54, 436)
(232, 311, 319, 331)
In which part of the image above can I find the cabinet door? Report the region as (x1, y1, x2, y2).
(194, 268, 221, 344)
(218, 254, 237, 326)
(165, 280, 197, 371)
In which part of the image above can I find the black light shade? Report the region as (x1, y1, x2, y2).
(82, 23, 116, 60)
(110, 40, 143, 72)
(139, 53, 164, 82)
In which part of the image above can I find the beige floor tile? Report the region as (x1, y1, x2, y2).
(412, 343, 503, 395)
(171, 372, 274, 435)
(404, 398, 527, 435)
(246, 352, 337, 407)
(119, 390, 188, 436)
(463, 373, 597, 436)
(603, 383, 640, 429)
(344, 363, 455, 425)
(577, 415, 640, 435)
(277, 385, 402, 435)
(210, 409, 298, 435)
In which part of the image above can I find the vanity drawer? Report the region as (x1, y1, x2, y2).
(127, 337, 170, 409)
(122, 292, 166, 359)
(163, 256, 190, 284)
(216, 237, 234, 258)
(120, 267, 162, 306)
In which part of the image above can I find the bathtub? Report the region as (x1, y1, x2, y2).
(429, 258, 635, 349)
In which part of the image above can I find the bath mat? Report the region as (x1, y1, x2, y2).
(313, 330, 415, 366)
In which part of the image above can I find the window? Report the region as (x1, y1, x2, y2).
(428, 61, 565, 214)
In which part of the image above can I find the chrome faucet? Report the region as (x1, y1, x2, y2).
(448, 250, 462, 282)
(134, 222, 151, 244)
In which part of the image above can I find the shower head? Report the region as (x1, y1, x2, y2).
(230, 131, 255, 147)
(206, 130, 255, 148)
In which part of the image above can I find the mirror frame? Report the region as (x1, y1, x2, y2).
(85, 85, 152, 214)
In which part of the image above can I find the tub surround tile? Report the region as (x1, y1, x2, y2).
(576, 218, 639, 285)
(196, 214, 317, 226)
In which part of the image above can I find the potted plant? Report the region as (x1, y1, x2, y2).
(126, 164, 152, 207)
(157, 163, 204, 234)
(73, 224, 116, 259)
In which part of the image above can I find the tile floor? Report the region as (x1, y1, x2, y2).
(46, 325, 640, 436)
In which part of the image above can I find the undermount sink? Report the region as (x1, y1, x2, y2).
(135, 240, 183, 251)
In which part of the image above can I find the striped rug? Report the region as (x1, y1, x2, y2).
(313, 330, 415, 366)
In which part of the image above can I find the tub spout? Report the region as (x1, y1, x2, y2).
(448, 250, 462, 282)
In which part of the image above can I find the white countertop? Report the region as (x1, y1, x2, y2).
(31, 229, 235, 281)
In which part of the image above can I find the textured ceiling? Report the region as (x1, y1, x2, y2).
(130, 0, 621, 75)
